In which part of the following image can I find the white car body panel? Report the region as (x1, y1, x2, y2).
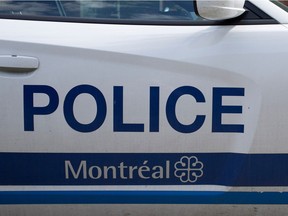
(0, 0, 288, 215)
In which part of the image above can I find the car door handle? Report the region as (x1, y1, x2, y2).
(0, 55, 39, 73)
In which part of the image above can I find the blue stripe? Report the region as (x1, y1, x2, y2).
(1, 152, 288, 186)
(1, 191, 288, 205)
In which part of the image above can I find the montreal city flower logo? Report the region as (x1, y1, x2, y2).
(174, 156, 204, 183)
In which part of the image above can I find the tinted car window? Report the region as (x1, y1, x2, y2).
(0, 0, 200, 20)
(0, 0, 61, 16)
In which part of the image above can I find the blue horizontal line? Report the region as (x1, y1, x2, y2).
(1, 153, 288, 186)
(1, 191, 288, 205)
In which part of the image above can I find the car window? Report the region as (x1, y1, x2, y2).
(0, 0, 62, 16)
(0, 0, 277, 24)
(0, 0, 201, 20)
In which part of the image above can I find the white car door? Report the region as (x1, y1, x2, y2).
(0, 0, 288, 215)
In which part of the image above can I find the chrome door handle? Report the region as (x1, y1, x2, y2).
(0, 55, 39, 73)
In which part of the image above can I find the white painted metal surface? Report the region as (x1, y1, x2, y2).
(0, 0, 288, 215)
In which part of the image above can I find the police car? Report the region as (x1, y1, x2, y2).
(0, 0, 288, 215)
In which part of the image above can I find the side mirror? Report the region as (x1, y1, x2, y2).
(195, 0, 246, 20)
